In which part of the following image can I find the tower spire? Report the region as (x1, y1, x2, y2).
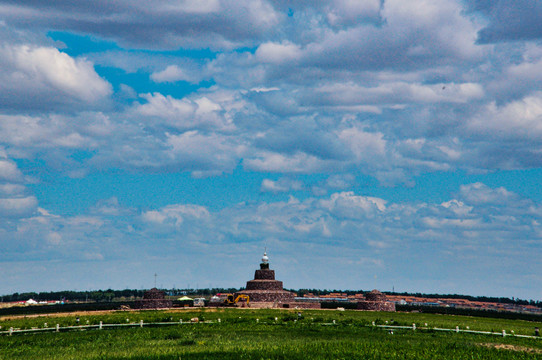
(261, 249, 269, 269)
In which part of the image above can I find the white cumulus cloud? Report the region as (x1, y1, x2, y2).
(256, 41, 302, 64)
(261, 178, 304, 193)
(0, 44, 112, 110)
(0, 196, 38, 218)
(151, 65, 199, 83)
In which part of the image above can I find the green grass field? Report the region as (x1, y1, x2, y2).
(1, 308, 541, 359)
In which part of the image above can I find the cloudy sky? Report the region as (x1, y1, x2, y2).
(0, 0, 541, 300)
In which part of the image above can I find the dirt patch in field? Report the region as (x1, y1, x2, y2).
(0, 310, 119, 321)
(0, 307, 222, 321)
(478, 343, 542, 354)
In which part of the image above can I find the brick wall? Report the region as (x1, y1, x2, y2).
(245, 279, 284, 291)
(357, 301, 396, 311)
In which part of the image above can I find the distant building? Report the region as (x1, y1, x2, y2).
(135, 288, 172, 309)
(357, 290, 396, 312)
(236, 251, 295, 304)
(236, 251, 319, 309)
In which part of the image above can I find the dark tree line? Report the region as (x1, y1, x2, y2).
(292, 289, 366, 297)
(1, 289, 143, 302)
(1, 288, 241, 302)
(169, 288, 240, 296)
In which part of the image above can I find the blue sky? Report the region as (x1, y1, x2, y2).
(0, 0, 541, 300)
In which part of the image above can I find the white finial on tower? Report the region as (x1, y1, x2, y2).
(262, 249, 269, 264)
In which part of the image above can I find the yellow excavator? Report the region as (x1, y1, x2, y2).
(212, 293, 249, 307)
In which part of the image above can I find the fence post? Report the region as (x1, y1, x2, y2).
(218, 318, 221, 323)
(140, 320, 144, 328)
(412, 323, 416, 331)
(179, 319, 182, 324)
(56, 324, 60, 332)
(99, 321, 103, 330)
(456, 326, 459, 333)
(9, 327, 13, 336)
(372, 321, 375, 326)
(502, 330, 506, 337)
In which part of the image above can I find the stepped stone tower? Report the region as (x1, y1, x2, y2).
(135, 288, 172, 309)
(357, 289, 395, 312)
(236, 251, 295, 303)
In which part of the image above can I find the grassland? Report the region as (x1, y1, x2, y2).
(1, 308, 541, 359)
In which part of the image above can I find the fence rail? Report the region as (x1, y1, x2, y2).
(1, 319, 541, 340)
(371, 323, 541, 339)
(0, 319, 216, 336)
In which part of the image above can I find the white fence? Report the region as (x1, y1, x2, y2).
(370, 322, 541, 339)
(1, 319, 540, 340)
(0, 319, 214, 336)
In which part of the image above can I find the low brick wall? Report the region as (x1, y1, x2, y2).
(237, 290, 295, 303)
(246, 302, 277, 308)
(135, 299, 172, 309)
(237, 300, 320, 309)
(283, 302, 321, 309)
(357, 301, 396, 312)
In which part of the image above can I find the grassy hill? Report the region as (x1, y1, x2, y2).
(1, 308, 541, 359)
